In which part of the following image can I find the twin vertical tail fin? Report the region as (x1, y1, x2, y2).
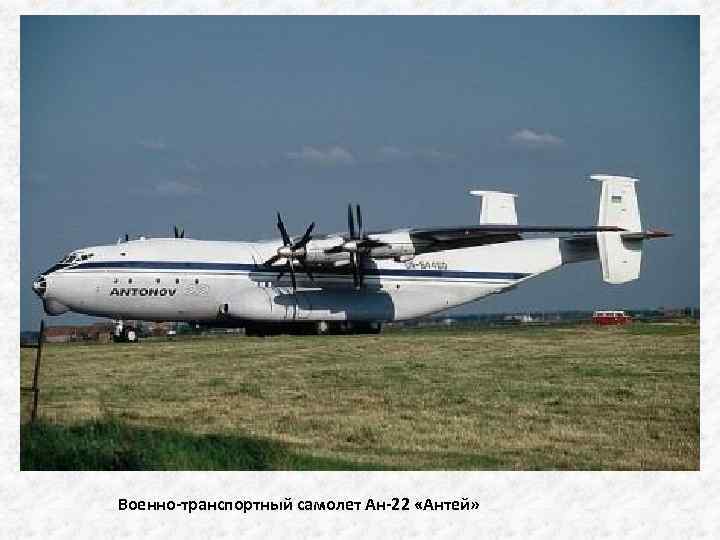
(591, 175, 643, 284)
(469, 190, 518, 225)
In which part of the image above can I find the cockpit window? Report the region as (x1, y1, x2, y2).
(43, 251, 93, 275)
(59, 252, 93, 264)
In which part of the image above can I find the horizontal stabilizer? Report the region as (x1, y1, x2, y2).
(621, 229, 673, 240)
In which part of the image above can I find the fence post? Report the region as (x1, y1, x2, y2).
(30, 320, 44, 424)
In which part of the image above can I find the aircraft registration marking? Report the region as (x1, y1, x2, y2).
(404, 261, 448, 271)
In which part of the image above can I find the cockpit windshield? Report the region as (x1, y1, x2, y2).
(42, 252, 94, 275)
(60, 253, 78, 264)
(59, 252, 94, 264)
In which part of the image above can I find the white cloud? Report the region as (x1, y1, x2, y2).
(183, 159, 201, 172)
(377, 146, 457, 162)
(138, 138, 167, 151)
(286, 146, 356, 165)
(155, 180, 201, 196)
(378, 146, 413, 160)
(509, 129, 564, 147)
(421, 148, 457, 161)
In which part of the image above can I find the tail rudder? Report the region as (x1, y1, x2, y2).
(469, 190, 518, 225)
(592, 174, 641, 232)
(591, 174, 642, 284)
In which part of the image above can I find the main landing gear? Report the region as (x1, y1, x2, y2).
(244, 321, 383, 337)
(113, 321, 139, 343)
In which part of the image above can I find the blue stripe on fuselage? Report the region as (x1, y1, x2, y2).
(67, 261, 529, 281)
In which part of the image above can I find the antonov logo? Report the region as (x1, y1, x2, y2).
(110, 287, 177, 297)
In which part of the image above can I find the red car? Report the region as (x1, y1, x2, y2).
(592, 310, 632, 325)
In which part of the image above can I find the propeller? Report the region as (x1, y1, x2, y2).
(324, 203, 387, 289)
(173, 225, 185, 238)
(347, 204, 363, 288)
(263, 212, 315, 292)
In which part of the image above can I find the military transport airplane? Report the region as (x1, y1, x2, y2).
(32, 175, 670, 340)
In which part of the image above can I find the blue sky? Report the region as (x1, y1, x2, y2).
(20, 16, 699, 330)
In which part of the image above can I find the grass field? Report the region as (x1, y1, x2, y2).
(20, 322, 699, 470)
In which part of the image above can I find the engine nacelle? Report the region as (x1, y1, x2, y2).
(365, 231, 415, 259)
(303, 232, 415, 262)
(304, 237, 350, 264)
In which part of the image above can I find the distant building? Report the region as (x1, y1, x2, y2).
(39, 322, 114, 343)
(503, 314, 536, 324)
(148, 321, 176, 337)
(43, 325, 83, 343)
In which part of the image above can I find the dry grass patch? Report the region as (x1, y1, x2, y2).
(21, 322, 699, 470)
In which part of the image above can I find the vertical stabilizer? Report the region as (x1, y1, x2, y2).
(590, 174, 642, 284)
(591, 174, 641, 231)
(469, 190, 518, 225)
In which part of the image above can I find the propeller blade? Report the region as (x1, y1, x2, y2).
(356, 204, 363, 239)
(179, 227, 184, 238)
(288, 260, 297, 292)
(174, 225, 179, 238)
(264, 254, 281, 267)
(294, 221, 315, 249)
(350, 252, 359, 289)
(276, 212, 291, 246)
(124, 233, 129, 242)
(347, 203, 356, 239)
(300, 260, 315, 283)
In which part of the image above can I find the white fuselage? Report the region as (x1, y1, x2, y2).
(36, 235, 583, 323)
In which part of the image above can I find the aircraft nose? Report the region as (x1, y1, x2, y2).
(32, 275, 47, 297)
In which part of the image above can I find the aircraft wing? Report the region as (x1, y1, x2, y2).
(406, 224, 626, 252)
(561, 228, 673, 244)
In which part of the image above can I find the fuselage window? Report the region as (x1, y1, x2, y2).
(175, 278, 180, 284)
(194, 278, 199, 284)
(113, 278, 118, 284)
(128, 278, 133, 284)
(156, 278, 161, 284)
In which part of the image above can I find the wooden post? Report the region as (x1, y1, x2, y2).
(30, 320, 44, 424)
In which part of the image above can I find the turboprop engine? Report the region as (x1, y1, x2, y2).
(302, 232, 415, 265)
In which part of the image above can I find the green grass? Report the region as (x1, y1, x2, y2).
(21, 419, 385, 470)
(20, 322, 699, 470)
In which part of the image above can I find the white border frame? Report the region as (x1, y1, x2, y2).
(2, 3, 714, 537)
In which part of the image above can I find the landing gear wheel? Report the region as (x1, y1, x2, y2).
(353, 322, 382, 334)
(125, 328, 138, 343)
(244, 323, 265, 337)
(316, 321, 330, 335)
(113, 325, 139, 343)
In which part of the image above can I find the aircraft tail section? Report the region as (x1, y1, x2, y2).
(591, 174, 642, 284)
(469, 190, 518, 225)
(593, 174, 642, 231)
